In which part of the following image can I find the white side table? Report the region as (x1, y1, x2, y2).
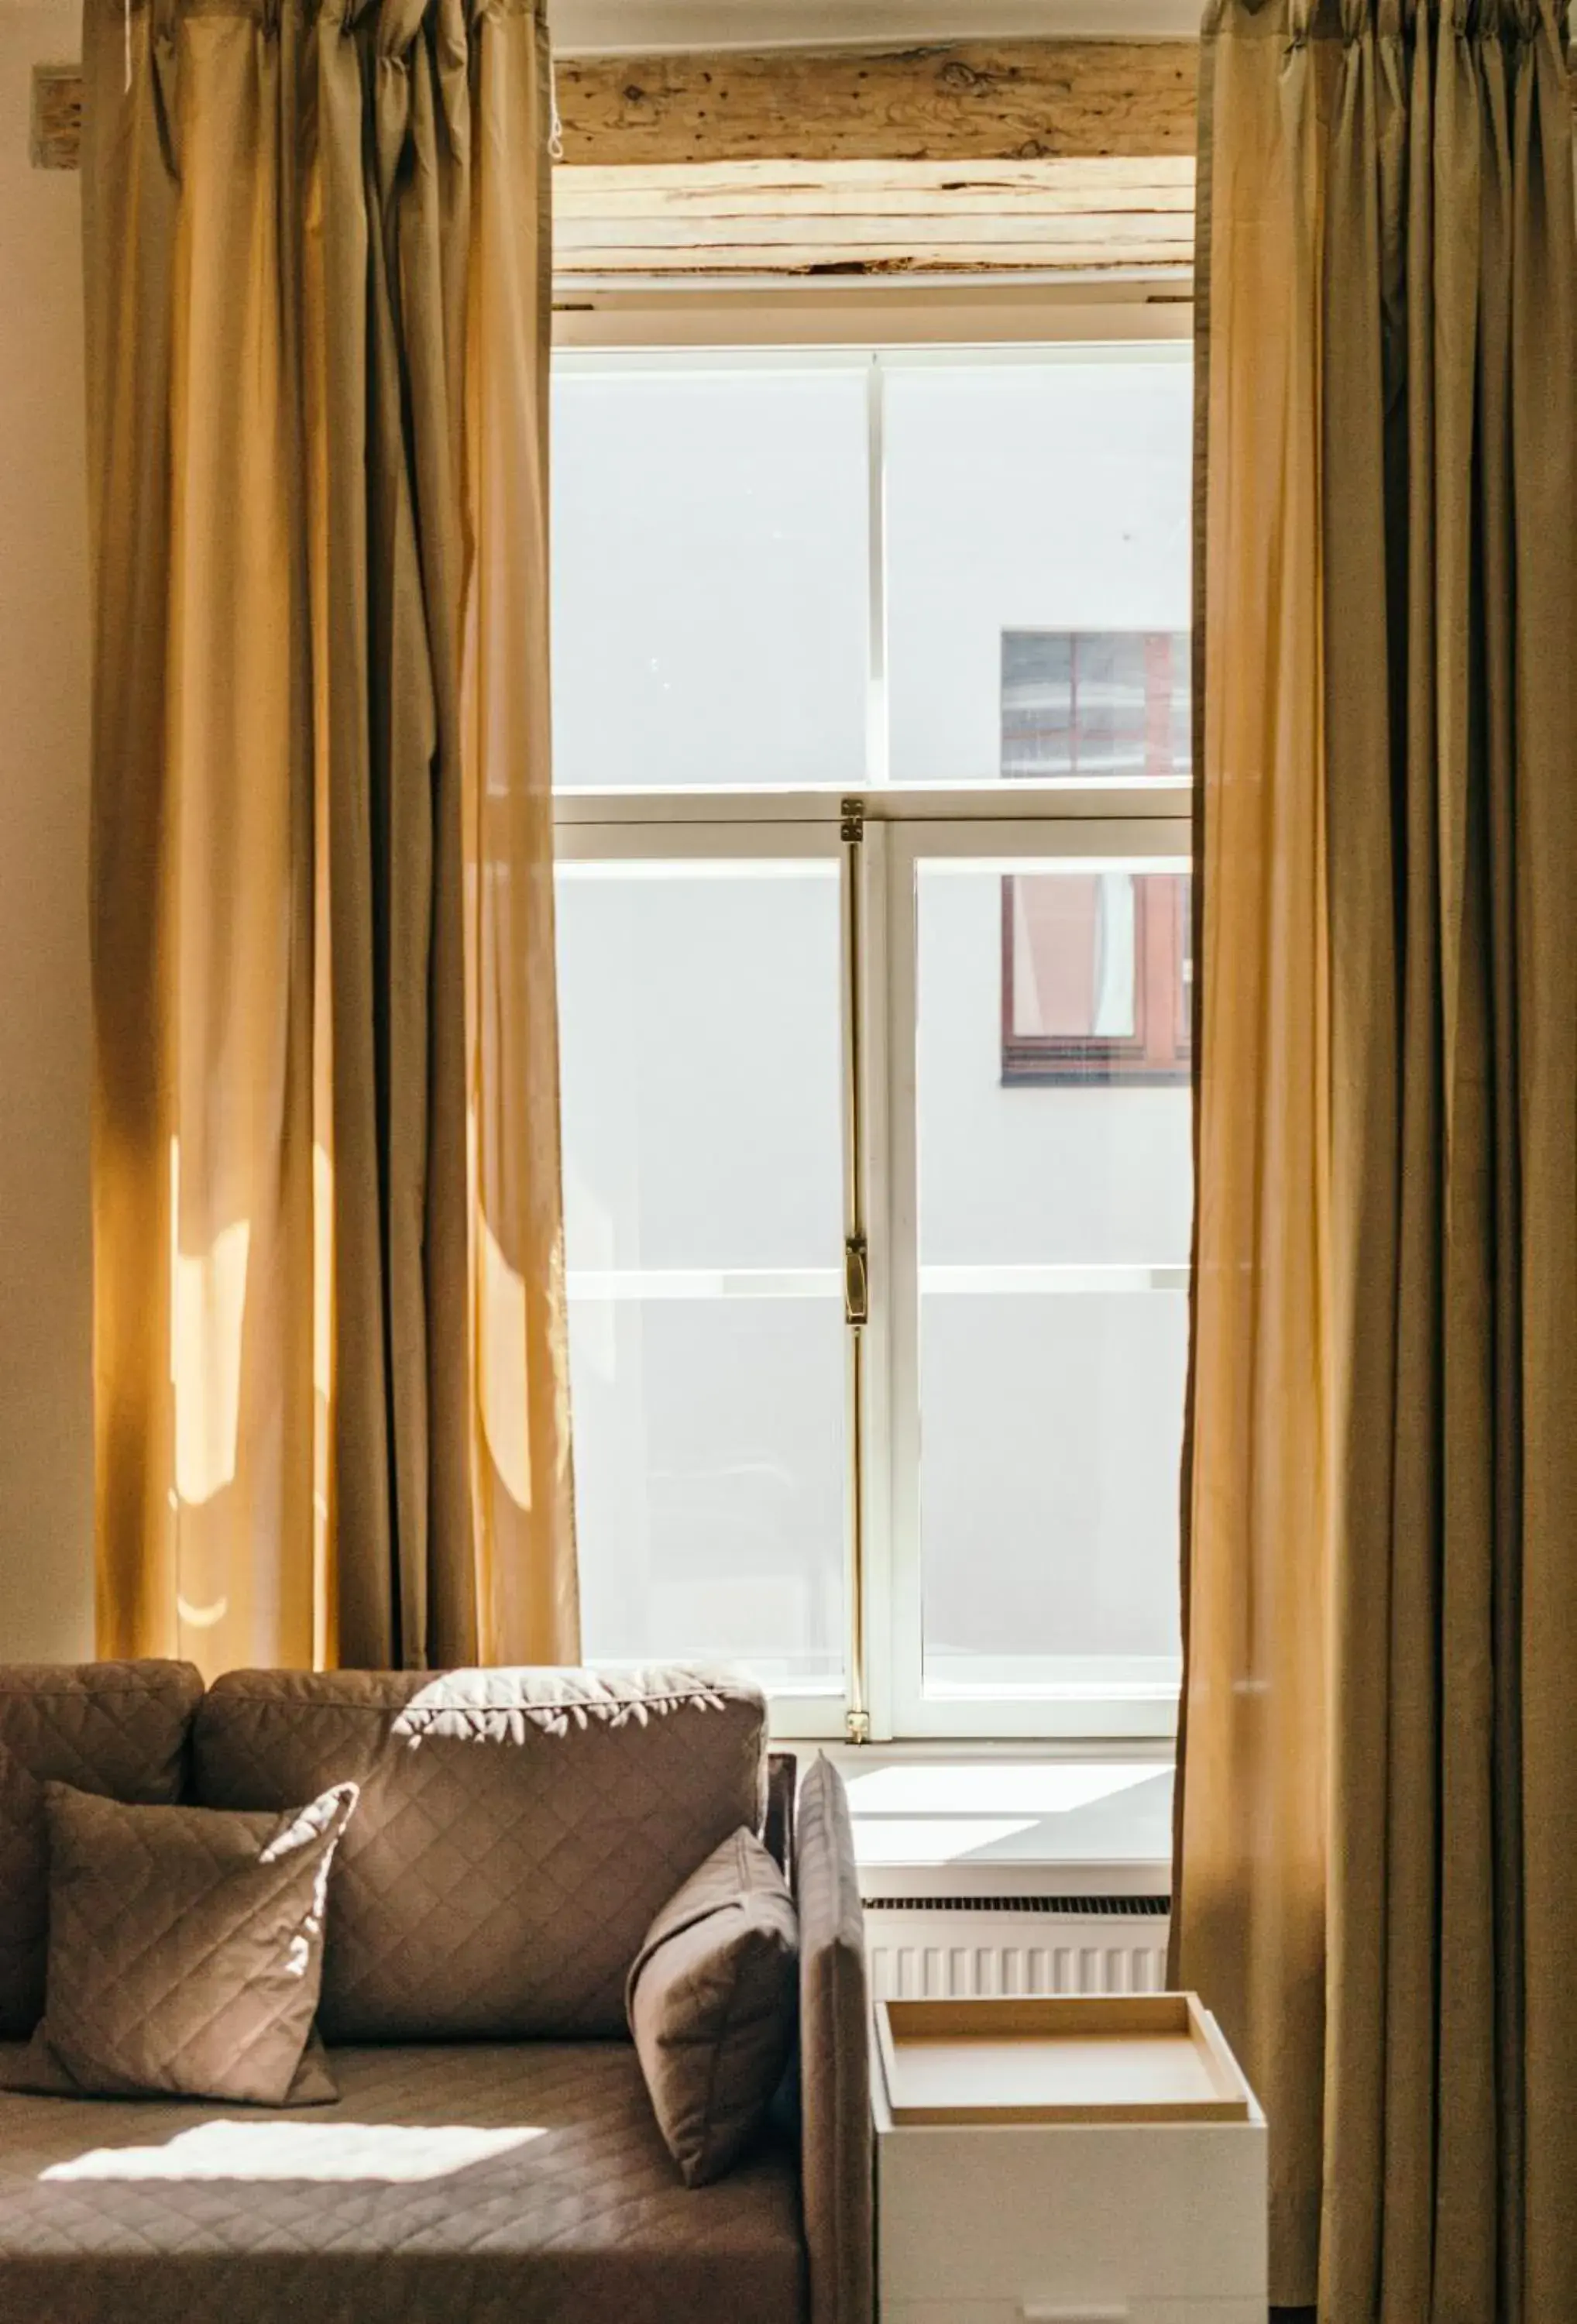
(872, 1993, 1267, 2324)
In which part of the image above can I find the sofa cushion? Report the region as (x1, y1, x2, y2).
(628, 1828, 799, 2187)
(0, 2040, 807, 2324)
(17, 1783, 357, 2106)
(192, 1666, 768, 2040)
(0, 1662, 204, 2037)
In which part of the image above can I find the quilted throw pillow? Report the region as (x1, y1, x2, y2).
(0, 1659, 204, 2036)
(6, 1781, 358, 2107)
(627, 1827, 799, 2187)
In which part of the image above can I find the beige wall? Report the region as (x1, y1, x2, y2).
(0, 0, 94, 1659)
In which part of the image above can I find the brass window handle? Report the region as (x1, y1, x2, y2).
(844, 1235, 869, 1330)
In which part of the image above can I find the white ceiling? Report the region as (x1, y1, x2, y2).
(552, 0, 1200, 53)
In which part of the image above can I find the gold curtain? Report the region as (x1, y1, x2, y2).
(1173, 2, 1577, 2314)
(81, 0, 578, 1676)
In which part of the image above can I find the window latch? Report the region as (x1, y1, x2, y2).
(843, 1234, 869, 1329)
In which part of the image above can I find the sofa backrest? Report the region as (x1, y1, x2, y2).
(191, 1664, 769, 2041)
(0, 1659, 204, 2036)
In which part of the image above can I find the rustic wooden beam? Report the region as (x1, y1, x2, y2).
(32, 40, 1198, 172)
(555, 157, 1195, 279)
(556, 41, 1200, 164)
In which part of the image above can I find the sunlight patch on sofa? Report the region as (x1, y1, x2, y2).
(41, 2121, 545, 2184)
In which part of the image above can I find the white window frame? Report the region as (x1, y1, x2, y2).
(551, 281, 1194, 1745)
(881, 808, 1190, 1741)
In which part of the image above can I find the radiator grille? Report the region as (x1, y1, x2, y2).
(864, 1896, 1172, 2001)
(864, 1893, 1170, 1917)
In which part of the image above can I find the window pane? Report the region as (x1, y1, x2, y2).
(1003, 631, 1190, 781)
(915, 862, 1189, 1702)
(557, 863, 847, 1690)
(1009, 872, 1138, 1040)
(551, 362, 870, 789)
(886, 351, 1193, 784)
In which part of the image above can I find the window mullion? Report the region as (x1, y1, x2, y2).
(840, 799, 872, 1745)
(855, 816, 895, 1745)
(864, 353, 890, 792)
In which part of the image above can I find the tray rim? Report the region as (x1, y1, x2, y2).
(874, 1989, 1254, 2126)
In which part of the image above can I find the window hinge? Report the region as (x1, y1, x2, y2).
(843, 1234, 869, 1329)
(840, 796, 865, 845)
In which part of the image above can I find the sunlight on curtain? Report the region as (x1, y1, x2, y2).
(1174, 5, 1577, 2315)
(81, 0, 576, 1676)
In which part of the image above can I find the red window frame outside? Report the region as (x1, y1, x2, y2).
(1000, 872, 1191, 1087)
(1001, 628, 1192, 1088)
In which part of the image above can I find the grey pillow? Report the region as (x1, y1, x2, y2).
(627, 1827, 799, 2187)
(4, 1780, 358, 2107)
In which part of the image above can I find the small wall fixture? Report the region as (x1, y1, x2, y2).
(31, 64, 81, 170)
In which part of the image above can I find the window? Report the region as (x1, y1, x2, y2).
(999, 630, 1191, 1088)
(558, 858, 847, 1693)
(1002, 631, 1190, 782)
(551, 330, 1193, 1741)
(1001, 871, 1192, 1086)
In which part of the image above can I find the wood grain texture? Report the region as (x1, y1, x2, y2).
(558, 40, 1201, 163)
(30, 40, 1197, 171)
(555, 156, 1195, 277)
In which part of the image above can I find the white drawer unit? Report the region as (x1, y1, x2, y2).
(873, 1994, 1266, 2324)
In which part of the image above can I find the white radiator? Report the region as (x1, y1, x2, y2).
(863, 1895, 1171, 2002)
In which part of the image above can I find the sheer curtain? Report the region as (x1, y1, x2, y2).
(1173, 2, 1577, 2313)
(81, 0, 578, 1676)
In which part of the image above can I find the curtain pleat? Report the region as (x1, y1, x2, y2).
(464, 2, 579, 1662)
(1175, 2, 1577, 2314)
(81, 0, 577, 1676)
(1170, 2, 1332, 2296)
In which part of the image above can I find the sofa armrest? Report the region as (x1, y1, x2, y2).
(795, 1754, 873, 2324)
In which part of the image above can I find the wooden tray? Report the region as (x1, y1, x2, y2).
(875, 1992, 1254, 2126)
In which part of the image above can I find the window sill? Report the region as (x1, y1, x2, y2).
(804, 1744, 1174, 1897)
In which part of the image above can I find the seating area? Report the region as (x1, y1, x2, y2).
(0, 1661, 871, 2324)
(0, 2044, 809, 2324)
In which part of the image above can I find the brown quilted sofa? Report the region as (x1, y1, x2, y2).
(0, 1659, 872, 2324)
